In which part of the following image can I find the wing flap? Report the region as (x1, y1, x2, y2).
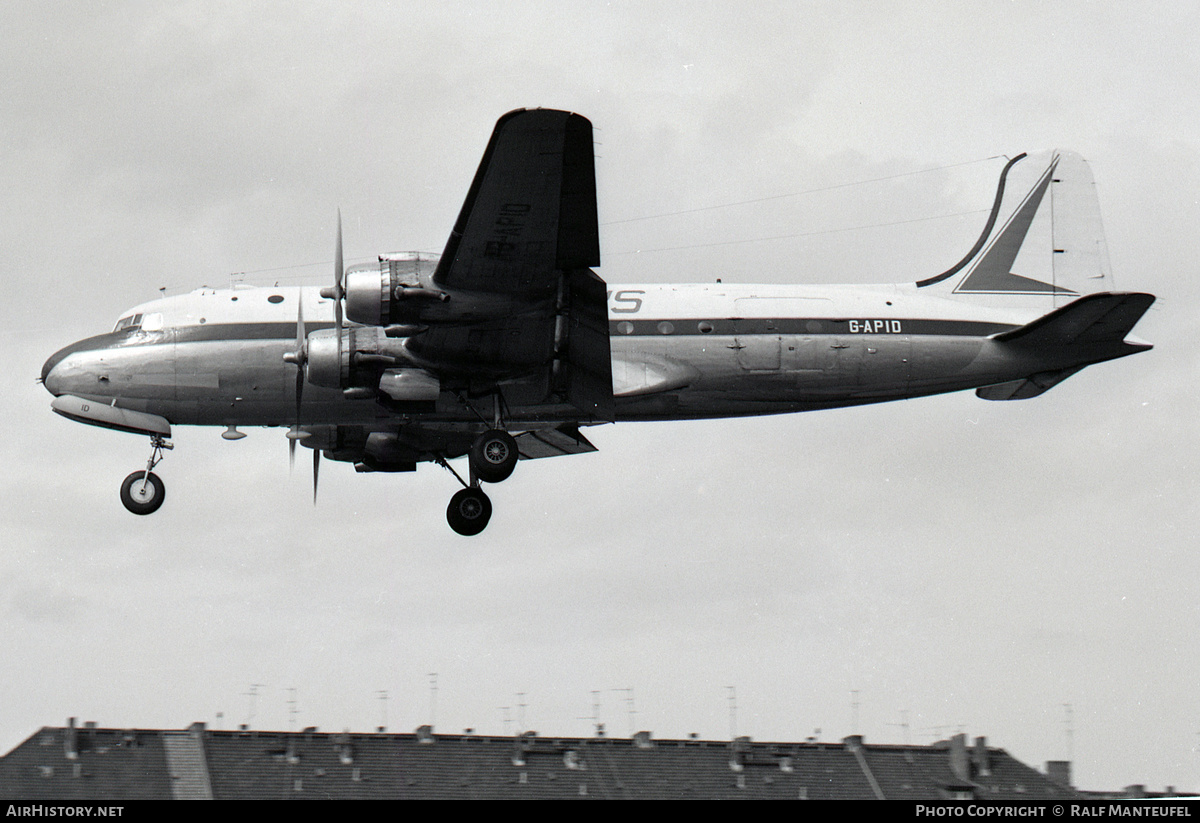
(515, 424, 599, 460)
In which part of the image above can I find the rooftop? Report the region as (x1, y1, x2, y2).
(0, 719, 1084, 800)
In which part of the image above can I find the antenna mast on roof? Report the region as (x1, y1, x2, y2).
(243, 683, 267, 727)
(428, 673, 438, 729)
(376, 690, 388, 732)
(727, 686, 738, 740)
(613, 687, 636, 737)
(286, 687, 298, 731)
(887, 710, 911, 744)
(1063, 703, 1074, 761)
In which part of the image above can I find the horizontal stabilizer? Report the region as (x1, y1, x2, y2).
(515, 424, 598, 460)
(978, 291, 1154, 400)
(976, 367, 1084, 400)
(992, 291, 1155, 349)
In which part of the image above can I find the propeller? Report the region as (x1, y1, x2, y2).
(282, 299, 307, 469)
(319, 208, 345, 377)
(281, 211, 344, 503)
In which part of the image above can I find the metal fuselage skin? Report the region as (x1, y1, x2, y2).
(41, 279, 1054, 430)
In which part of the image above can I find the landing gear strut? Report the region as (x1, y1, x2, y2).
(436, 429, 519, 536)
(436, 456, 493, 537)
(120, 435, 172, 515)
(438, 394, 519, 535)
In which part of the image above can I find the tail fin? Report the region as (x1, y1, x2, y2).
(916, 150, 1114, 309)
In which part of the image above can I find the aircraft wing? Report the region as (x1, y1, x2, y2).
(433, 108, 599, 293)
(406, 109, 612, 420)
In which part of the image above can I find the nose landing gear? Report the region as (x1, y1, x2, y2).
(120, 435, 172, 515)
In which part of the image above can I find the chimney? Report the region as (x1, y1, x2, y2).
(730, 735, 752, 772)
(64, 718, 78, 760)
(415, 724, 434, 744)
(512, 730, 535, 766)
(1046, 760, 1072, 788)
(948, 733, 970, 782)
(972, 736, 991, 777)
(632, 731, 654, 749)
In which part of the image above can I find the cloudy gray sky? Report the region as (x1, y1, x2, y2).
(3, 1, 1197, 792)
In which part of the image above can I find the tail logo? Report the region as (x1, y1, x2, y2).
(955, 158, 1077, 296)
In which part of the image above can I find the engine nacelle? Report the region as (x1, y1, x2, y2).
(305, 326, 412, 391)
(343, 253, 448, 326)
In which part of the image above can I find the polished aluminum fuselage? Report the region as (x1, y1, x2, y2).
(42, 280, 1059, 431)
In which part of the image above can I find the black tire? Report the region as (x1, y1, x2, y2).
(469, 429, 518, 483)
(120, 471, 166, 515)
(446, 487, 492, 536)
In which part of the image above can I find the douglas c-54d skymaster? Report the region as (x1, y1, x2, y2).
(41, 108, 1155, 535)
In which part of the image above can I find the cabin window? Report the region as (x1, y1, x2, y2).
(697, 321, 714, 334)
(268, 294, 285, 304)
(617, 321, 635, 335)
(657, 321, 675, 335)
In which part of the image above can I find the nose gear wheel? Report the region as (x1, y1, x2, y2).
(121, 471, 165, 515)
(119, 435, 172, 515)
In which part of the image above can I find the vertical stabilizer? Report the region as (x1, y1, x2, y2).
(916, 150, 1114, 310)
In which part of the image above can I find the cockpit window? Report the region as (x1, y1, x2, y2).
(113, 313, 143, 332)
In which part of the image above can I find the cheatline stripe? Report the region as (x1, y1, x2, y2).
(607, 318, 1017, 337)
(68, 317, 1020, 352)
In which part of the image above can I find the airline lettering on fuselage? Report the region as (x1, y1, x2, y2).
(848, 319, 902, 334)
(608, 289, 644, 313)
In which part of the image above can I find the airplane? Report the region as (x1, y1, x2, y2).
(40, 108, 1155, 535)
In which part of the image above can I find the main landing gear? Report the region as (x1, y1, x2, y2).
(120, 435, 172, 515)
(440, 429, 519, 536)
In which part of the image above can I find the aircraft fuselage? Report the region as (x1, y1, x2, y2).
(42, 279, 1072, 429)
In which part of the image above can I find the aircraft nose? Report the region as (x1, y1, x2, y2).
(41, 348, 68, 395)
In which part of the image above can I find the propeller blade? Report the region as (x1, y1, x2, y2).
(283, 299, 307, 475)
(286, 426, 311, 473)
(312, 447, 320, 504)
(334, 209, 344, 368)
(282, 300, 307, 415)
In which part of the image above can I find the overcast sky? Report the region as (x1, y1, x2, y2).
(3, 1, 1198, 793)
